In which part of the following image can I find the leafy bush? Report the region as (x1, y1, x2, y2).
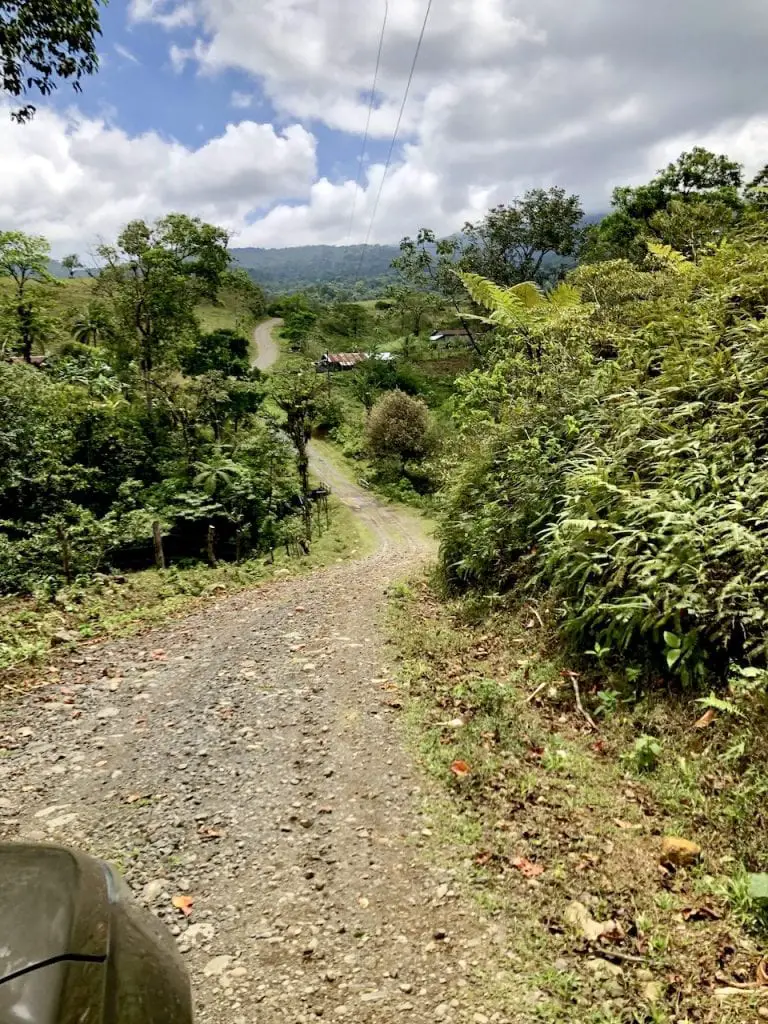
(366, 390, 432, 464)
(438, 234, 768, 687)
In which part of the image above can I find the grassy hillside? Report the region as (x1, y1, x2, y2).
(0, 277, 248, 353)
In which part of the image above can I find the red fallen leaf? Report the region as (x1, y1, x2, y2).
(694, 708, 716, 729)
(591, 739, 608, 755)
(450, 760, 471, 777)
(172, 894, 194, 916)
(682, 905, 721, 922)
(150, 649, 166, 660)
(511, 856, 544, 878)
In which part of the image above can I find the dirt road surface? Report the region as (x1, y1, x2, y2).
(252, 318, 282, 371)
(0, 327, 506, 1023)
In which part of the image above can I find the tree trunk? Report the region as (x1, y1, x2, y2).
(152, 521, 166, 570)
(19, 303, 33, 364)
(235, 525, 242, 563)
(56, 524, 72, 584)
(206, 524, 218, 567)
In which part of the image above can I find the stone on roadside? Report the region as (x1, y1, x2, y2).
(143, 879, 169, 903)
(204, 955, 232, 977)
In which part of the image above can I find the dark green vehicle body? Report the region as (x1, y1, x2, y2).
(0, 844, 193, 1024)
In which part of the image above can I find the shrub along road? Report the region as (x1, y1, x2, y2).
(0, 330, 510, 1023)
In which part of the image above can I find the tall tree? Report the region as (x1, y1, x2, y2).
(392, 230, 482, 357)
(0, 230, 55, 362)
(460, 188, 584, 286)
(96, 214, 231, 409)
(270, 371, 324, 540)
(0, 0, 104, 121)
(61, 254, 82, 278)
(583, 148, 745, 262)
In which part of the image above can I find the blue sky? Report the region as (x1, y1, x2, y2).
(1, 0, 767, 255)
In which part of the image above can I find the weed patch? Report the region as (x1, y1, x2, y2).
(389, 579, 768, 1022)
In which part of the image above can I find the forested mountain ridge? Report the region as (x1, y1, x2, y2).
(230, 243, 400, 292)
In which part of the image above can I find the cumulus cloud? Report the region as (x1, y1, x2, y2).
(0, 106, 317, 254)
(122, 0, 768, 244)
(11, 1, 768, 249)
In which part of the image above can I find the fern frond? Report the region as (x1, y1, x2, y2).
(646, 239, 691, 272)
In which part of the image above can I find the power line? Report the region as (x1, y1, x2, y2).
(356, 0, 434, 277)
(344, 0, 389, 250)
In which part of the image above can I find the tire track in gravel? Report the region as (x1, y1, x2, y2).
(0, 323, 510, 1024)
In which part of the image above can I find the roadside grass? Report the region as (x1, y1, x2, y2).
(388, 578, 768, 1023)
(0, 498, 366, 691)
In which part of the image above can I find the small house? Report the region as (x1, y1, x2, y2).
(315, 351, 394, 373)
(429, 328, 473, 349)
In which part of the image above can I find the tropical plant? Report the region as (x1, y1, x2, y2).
(0, 0, 104, 121)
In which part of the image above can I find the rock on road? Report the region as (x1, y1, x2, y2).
(0, 324, 505, 1024)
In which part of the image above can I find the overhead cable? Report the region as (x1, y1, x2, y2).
(356, 0, 434, 277)
(344, 0, 389, 249)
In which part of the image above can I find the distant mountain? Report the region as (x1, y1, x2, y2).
(230, 244, 400, 295)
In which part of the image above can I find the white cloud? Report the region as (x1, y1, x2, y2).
(122, 0, 768, 246)
(10, 0, 768, 251)
(0, 105, 317, 254)
(230, 91, 253, 110)
(129, 0, 196, 29)
(114, 43, 141, 65)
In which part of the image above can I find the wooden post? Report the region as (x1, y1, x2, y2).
(152, 521, 166, 570)
(206, 524, 218, 567)
(56, 523, 72, 584)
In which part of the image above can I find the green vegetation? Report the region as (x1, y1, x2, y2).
(390, 579, 768, 1023)
(377, 147, 768, 1021)
(0, 213, 327, 617)
(232, 243, 400, 299)
(0, 496, 364, 682)
(0, 0, 104, 122)
(427, 150, 768, 694)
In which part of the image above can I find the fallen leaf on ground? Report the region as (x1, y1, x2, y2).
(126, 793, 144, 804)
(511, 856, 544, 878)
(614, 819, 642, 831)
(682, 905, 721, 922)
(358, 896, 369, 908)
(474, 850, 493, 866)
(694, 707, 716, 729)
(150, 649, 166, 660)
(172, 894, 194, 916)
(450, 760, 471, 777)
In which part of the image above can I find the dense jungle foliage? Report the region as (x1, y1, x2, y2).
(436, 149, 768, 691)
(0, 214, 332, 596)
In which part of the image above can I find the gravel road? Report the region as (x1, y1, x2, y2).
(252, 318, 282, 371)
(0, 324, 507, 1023)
